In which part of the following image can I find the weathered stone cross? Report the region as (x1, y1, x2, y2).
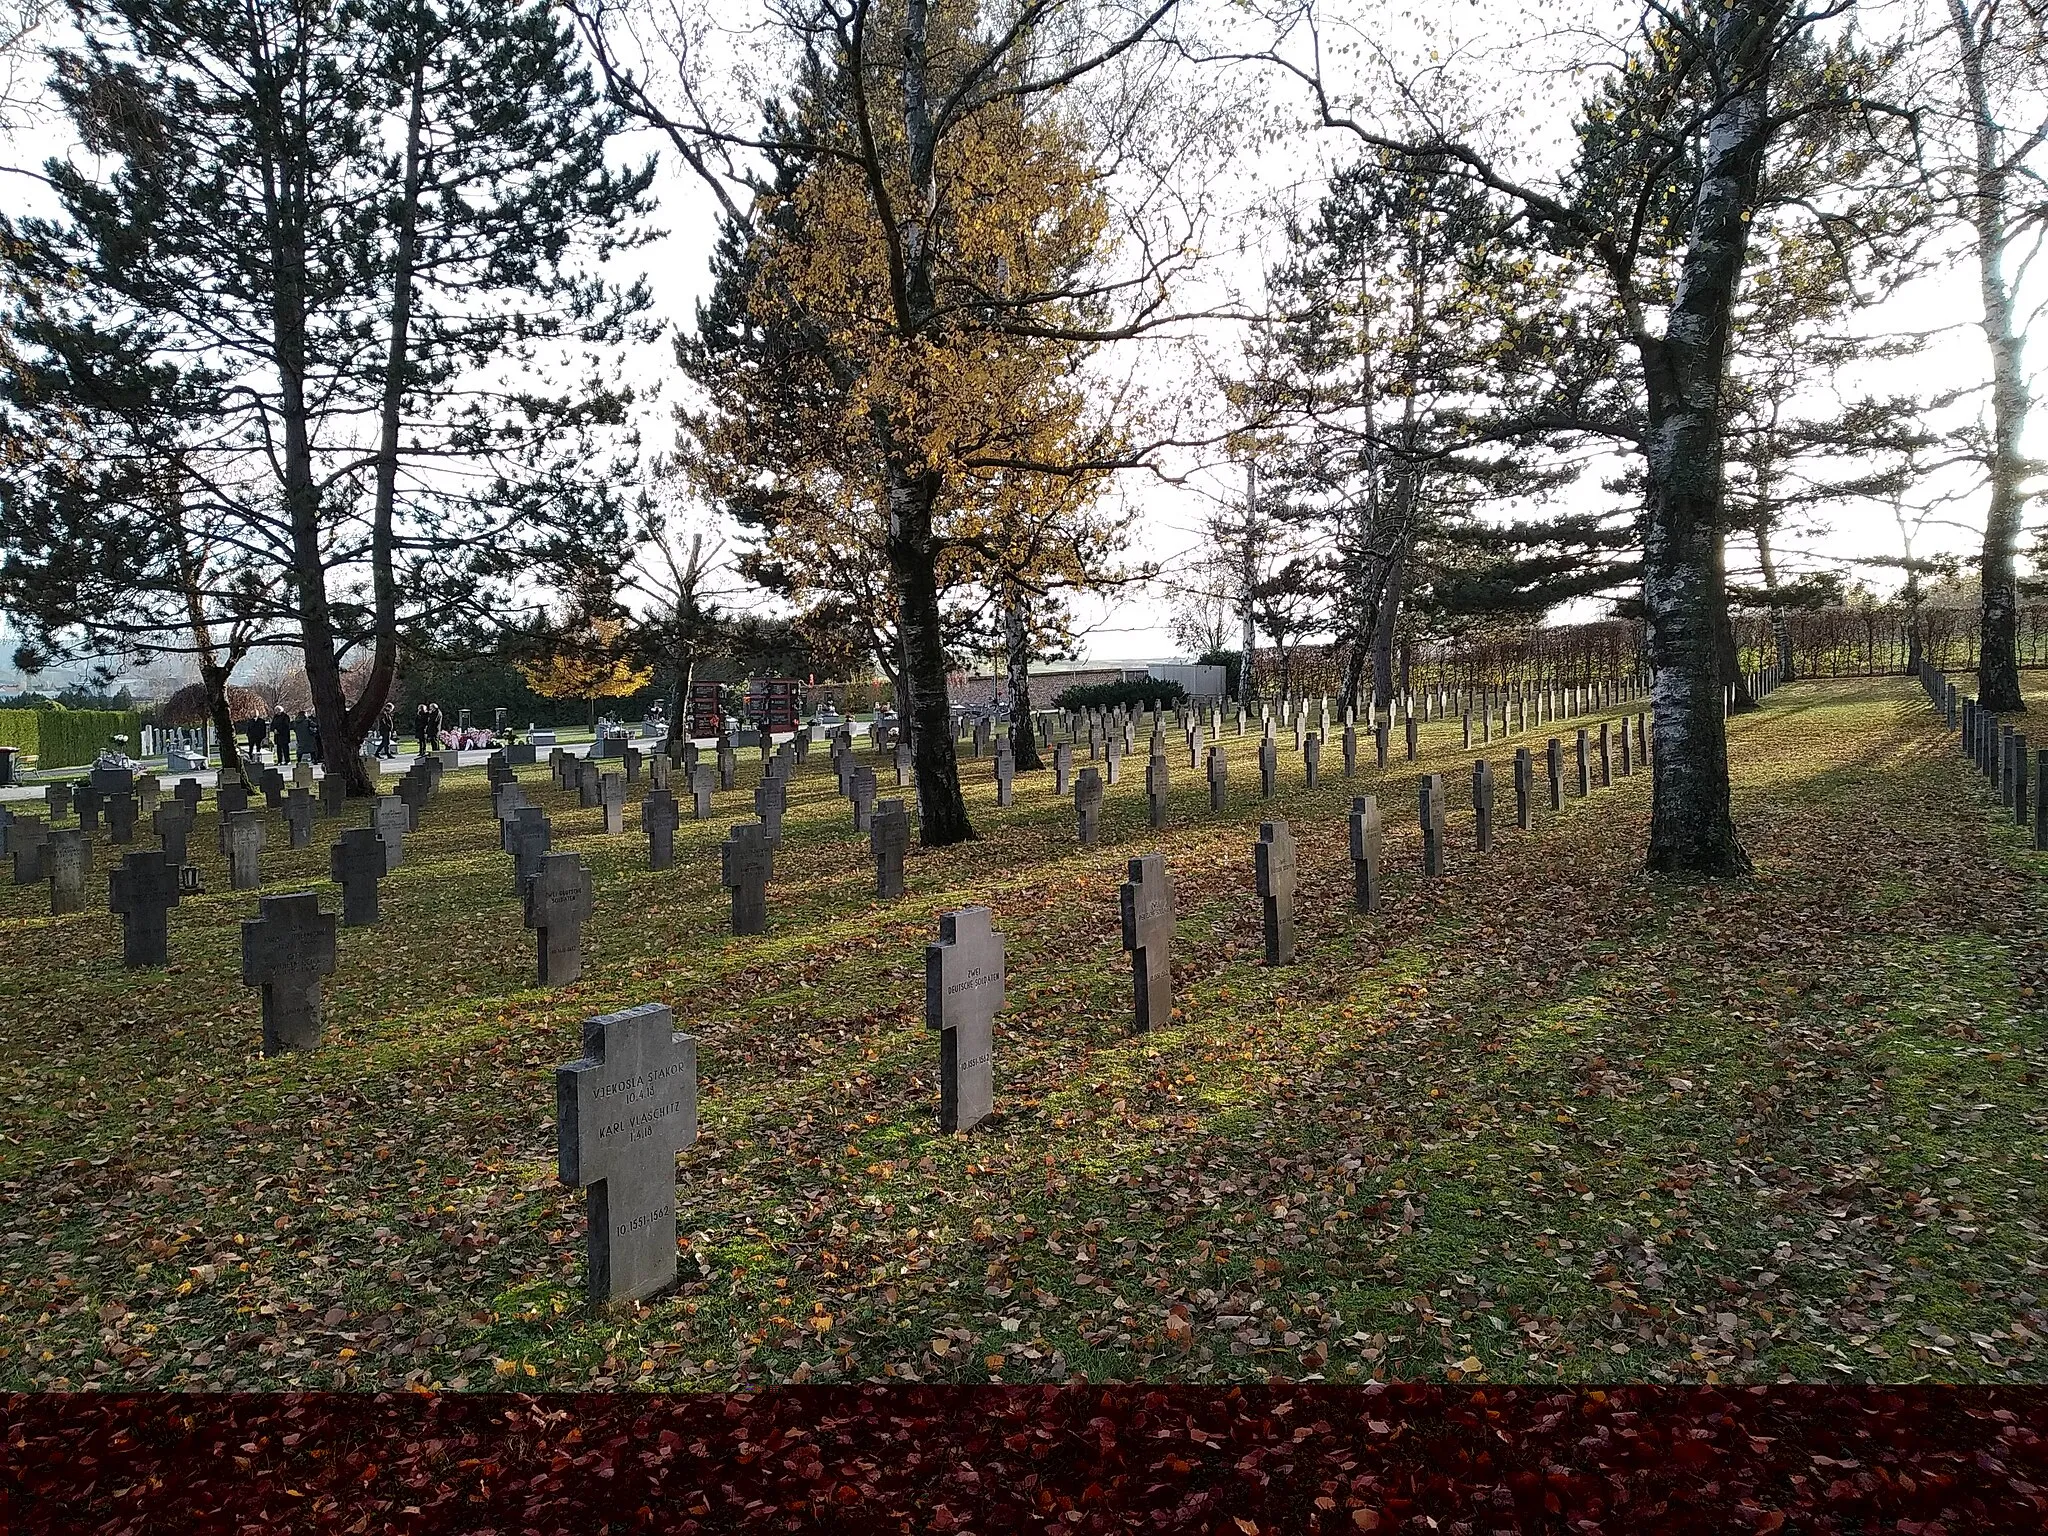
(721, 822, 774, 936)
(1349, 794, 1381, 913)
(109, 849, 180, 967)
(642, 788, 679, 871)
(330, 827, 385, 926)
(1255, 818, 1297, 966)
(524, 851, 595, 986)
(871, 797, 910, 899)
(926, 905, 1004, 1133)
(1119, 852, 1174, 1033)
(242, 892, 339, 1054)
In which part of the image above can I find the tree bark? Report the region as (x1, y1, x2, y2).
(1371, 537, 1407, 712)
(887, 461, 973, 844)
(1755, 521, 1795, 681)
(1951, 0, 2029, 712)
(1002, 587, 1044, 771)
(1637, 1, 1773, 875)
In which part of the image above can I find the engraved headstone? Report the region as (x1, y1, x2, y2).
(224, 809, 265, 891)
(370, 797, 407, 871)
(331, 828, 385, 925)
(109, 849, 179, 966)
(46, 828, 89, 915)
(1207, 744, 1228, 811)
(871, 797, 910, 899)
(598, 771, 626, 835)
(555, 1002, 697, 1306)
(1419, 774, 1446, 877)
(720, 822, 774, 936)
(242, 892, 338, 1054)
(1119, 853, 1174, 1033)
(1255, 818, 1297, 966)
(524, 851, 595, 986)
(1348, 795, 1381, 913)
(284, 788, 316, 849)
(1146, 749, 1169, 829)
(1074, 766, 1103, 847)
(926, 905, 1004, 1133)
(642, 788, 679, 871)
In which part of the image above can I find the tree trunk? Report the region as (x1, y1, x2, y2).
(1371, 530, 1409, 712)
(1238, 462, 1260, 707)
(1951, 0, 2029, 712)
(200, 658, 246, 786)
(887, 462, 973, 844)
(1756, 521, 1795, 681)
(1637, 0, 1772, 876)
(1002, 588, 1043, 771)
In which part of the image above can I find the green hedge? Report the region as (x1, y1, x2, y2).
(0, 708, 144, 769)
(1051, 678, 1188, 712)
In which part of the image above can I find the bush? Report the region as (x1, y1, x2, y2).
(0, 707, 144, 769)
(1051, 678, 1188, 713)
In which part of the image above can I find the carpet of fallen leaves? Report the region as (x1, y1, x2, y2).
(2, 678, 2044, 1397)
(7, 1383, 2048, 1533)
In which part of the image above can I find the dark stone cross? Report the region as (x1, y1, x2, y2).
(1514, 747, 1533, 830)
(109, 849, 180, 967)
(555, 1002, 698, 1307)
(1343, 725, 1357, 778)
(1074, 767, 1103, 846)
(224, 810, 266, 891)
(1146, 750, 1169, 829)
(1304, 733, 1321, 789)
(926, 905, 1004, 1133)
(871, 797, 910, 899)
(242, 892, 339, 1054)
(284, 788, 316, 850)
(1619, 718, 1634, 777)
(752, 779, 785, 849)
(370, 797, 407, 871)
(1105, 737, 1121, 786)
(1258, 738, 1277, 799)
(1419, 774, 1446, 877)
(75, 783, 102, 833)
(508, 806, 551, 895)
(262, 767, 286, 805)
(642, 788, 679, 871)
(216, 780, 249, 819)
(1472, 759, 1494, 852)
(1255, 818, 1297, 966)
(599, 772, 626, 836)
(1405, 715, 1419, 761)
(690, 764, 716, 820)
(494, 782, 532, 848)
(576, 760, 601, 809)
(1376, 722, 1390, 770)
(1349, 795, 1381, 913)
(1207, 745, 1228, 811)
(1546, 737, 1564, 810)
(623, 745, 642, 785)
(1119, 853, 1174, 1033)
(721, 822, 774, 936)
(47, 828, 89, 915)
(1575, 728, 1592, 797)
(46, 781, 71, 820)
(331, 828, 385, 926)
(894, 739, 914, 788)
(319, 773, 348, 819)
(1597, 722, 1612, 788)
(1462, 712, 1473, 751)
(397, 771, 430, 831)
(524, 851, 595, 986)
(1054, 741, 1072, 796)
(153, 801, 194, 867)
(850, 765, 877, 832)
(106, 792, 138, 845)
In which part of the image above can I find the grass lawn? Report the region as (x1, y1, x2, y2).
(2, 677, 2043, 1392)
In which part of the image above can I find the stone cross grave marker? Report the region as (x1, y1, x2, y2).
(575, 760, 601, 809)
(224, 810, 265, 891)
(508, 806, 551, 895)
(2010, 733, 2028, 828)
(650, 752, 671, 792)
(1349, 795, 1381, 913)
(10, 819, 47, 885)
(1575, 728, 1592, 797)
(721, 821, 774, 936)
(690, 764, 716, 821)
(1292, 716, 1306, 753)
(1513, 747, 1533, 831)
(242, 892, 338, 1054)
(926, 905, 1004, 1133)
(153, 801, 194, 867)
(1187, 724, 1200, 771)
(599, 771, 626, 836)
(315, 772, 344, 819)
(623, 745, 642, 785)
(1105, 737, 1121, 786)
(1255, 818, 1297, 966)
(1462, 712, 1472, 751)
(850, 764, 877, 833)
(1207, 745, 1228, 811)
(47, 828, 89, 915)
(525, 851, 595, 986)
(1404, 715, 1420, 761)
(643, 788, 679, 871)
(1258, 737, 1276, 799)
(494, 782, 532, 848)
(833, 740, 853, 796)
(293, 761, 317, 793)
(1597, 722, 1612, 788)
(995, 744, 1014, 808)
(1635, 713, 1648, 769)
(1546, 738, 1564, 811)
(370, 797, 407, 871)
(871, 798, 910, 899)
(107, 792, 137, 845)
(1343, 724, 1357, 778)
(1119, 853, 1174, 1033)
(284, 788, 316, 850)
(1304, 733, 1321, 789)
(1074, 766, 1103, 846)
(396, 770, 429, 831)
(894, 739, 914, 789)
(1472, 759, 1494, 852)
(331, 828, 385, 926)
(262, 767, 285, 805)
(1054, 741, 1072, 796)
(1376, 722, 1390, 770)
(555, 1002, 697, 1307)
(109, 849, 179, 967)
(75, 783, 101, 833)
(1146, 749, 1169, 829)
(1419, 774, 1446, 877)
(46, 781, 71, 820)
(1619, 718, 1633, 777)
(216, 780, 249, 819)
(752, 778, 785, 849)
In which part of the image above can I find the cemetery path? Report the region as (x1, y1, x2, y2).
(1, 678, 2043, 1391)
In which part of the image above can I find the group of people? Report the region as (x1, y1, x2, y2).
(239, 707, 321, 766)
(233, 698, 508, 768)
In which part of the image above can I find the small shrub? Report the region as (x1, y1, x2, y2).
(1051, 678, 1187, 712)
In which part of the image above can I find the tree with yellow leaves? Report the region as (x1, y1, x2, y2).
(518, 616, 654, 726)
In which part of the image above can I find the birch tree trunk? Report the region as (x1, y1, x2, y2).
(1002, 588, 1044, 771)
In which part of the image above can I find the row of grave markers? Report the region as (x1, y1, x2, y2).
(1919, 661, 2047, 850)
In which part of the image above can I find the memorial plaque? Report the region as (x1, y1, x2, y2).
(1119, 853, 1174, 1033)
(1348, 795, 1381, 913)
(331, 828, 385, 926)
(241, 892, 339, 1054)
(1255, 819, 1297, 966)
(926, 906, 1004, 1133)
(109, 849, 179, 967)
(524, 851, 595, 986)
(720, 822, 774, 936)
(555, 1003, 697, 1306)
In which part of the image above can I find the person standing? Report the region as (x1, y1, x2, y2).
(270, 705, 293, 766)
(414, 701, 430, 757)
(293, 709, 314, 763)
(377, 700, 396, 758)
(242, 714, 266, 762)
(427, 700, 444, 752)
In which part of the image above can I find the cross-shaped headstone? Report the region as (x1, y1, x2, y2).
(261, 767, 286, 805)
(74, 783, 102, 834)
(45, 782, 72, 820)
(331, 827, 385, 925)
(1546, 737, 1564, 810)
(624, 745, 642, 785)
(894, 739, 914, 788)
(1635, 713, 1649, 769)
(109, 849, 180, 967)
(1258, 737, 1277, 799)
(1207, 745, 1228, 812)
(995, 745, 1014, 808)
(1146, 749, 1169, 828)
(1619, 716, 1633, 777)
(555, 1002, 698, 1306)
(850, 764, 877, 832)
(293, 761, 317, 792)
(1342, 724, 1357, 778)
(494, 783, 533, 848)
(642, 788, 679, 871)
(135, 773, 160, 819)
(752, 778, 785, 849)
(524, 851, 595, 986)
(224, 810, 265, 891)
(242, 892, 338, 1054)
(871, 797, 910, 899)
(370, 797, 407, 871)
(284, 788, 316, 850)
(598, 771, 626, 835)
(508, 806, 551, 894)
(1472, 759, 1494, 852)
(717, 743, 737, 790)
(1404, 715, 1419, 761)
(1294, 715, 1306, 754)
(688, 763, 715, 820)
(1419, 774, 1446, 877)
(1462, 711, 1473, 751)
(1053, 741, 1072, 796)
(721, 822, 774, 936)
(649, 752, 671, 792)
(1304, 732, 1321, 789)
(1074, 766, 1103, 847)
(396, 770, 430, 831)
(46, 828, 89, 915)
(153, 801, 194, 867)
(1255, 818, 1297, 966)
(1119, 853, 1174, 1033)
(575, 760, 601, 809)
(1514, 747, 1533, 831)
(1375, 721, 1389, 770)
(1105, 737, 1121, 786)
(215, 780, 249, 819)
(1349, 794, 1381, 913)
(1597, 722, 1612, 788)
(1575, 728, 1591, 798)
(105, 791, 137, 845)
(925, 905, 1005, 1133)
(318, 773, 347, 819)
